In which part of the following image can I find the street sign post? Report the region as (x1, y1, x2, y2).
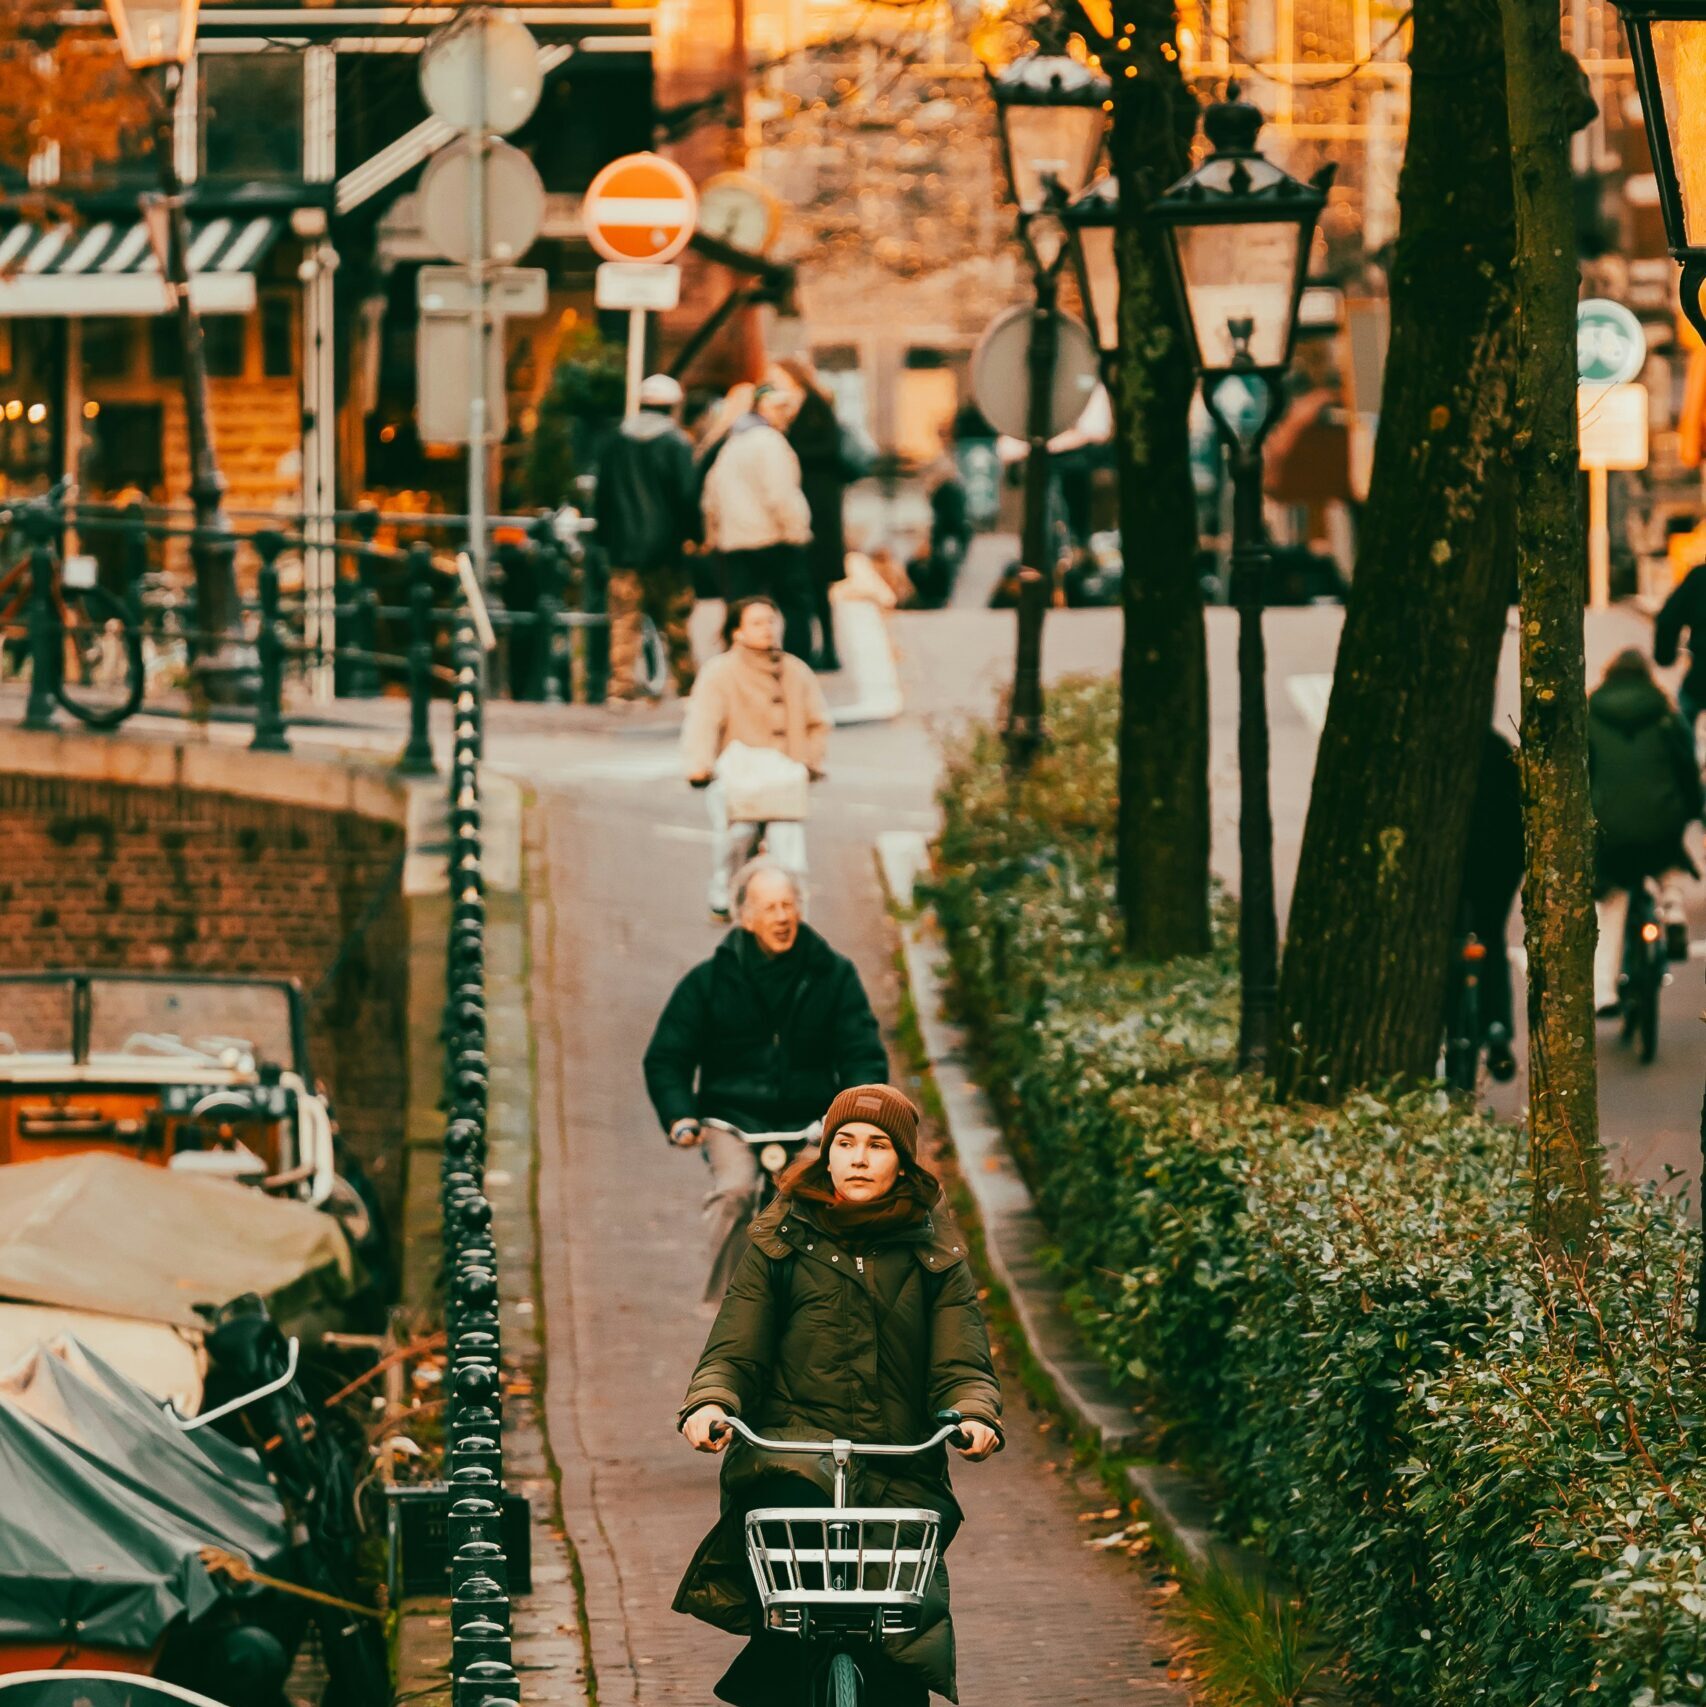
(971, 306, 1100, 442)
(584, 153, 699, 415)
(418, 11, 544, 587)
(1577, 298, 1647, 387)
(1578, 380, 1650, 610)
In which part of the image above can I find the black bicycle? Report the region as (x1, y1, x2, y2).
(1442, 930, 1516, 1092)
(709, 1412, 972, 1707)
(1618, 880, 1671, 1065)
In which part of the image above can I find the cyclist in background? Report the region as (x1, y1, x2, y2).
(643, 862, 888, 1302)
(1587, 649, 1702, 1016)
(676, 1084, 1001, 1707)
(1454, 728, 1524, 1081)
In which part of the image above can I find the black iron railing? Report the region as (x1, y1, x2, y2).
(0, 491, 619, 748)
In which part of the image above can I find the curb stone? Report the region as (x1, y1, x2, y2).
(876, 828, 1240, 1583)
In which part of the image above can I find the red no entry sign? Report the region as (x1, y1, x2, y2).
(583, 152, 698, 265)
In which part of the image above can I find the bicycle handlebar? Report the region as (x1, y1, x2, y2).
(700, 1118, 824, 1146)
(709, 1412, 971, 1456)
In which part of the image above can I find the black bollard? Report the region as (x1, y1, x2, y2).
(397, 542, 437, 775)
(250, 532, 291, 753)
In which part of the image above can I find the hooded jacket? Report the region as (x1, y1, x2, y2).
(595, 409, 701, 573)
(702, 415, 813, 554)
(643, 924, 887, 1133)
(674, 1192, 1002, 1703)
(1588, 672, 1703, 856)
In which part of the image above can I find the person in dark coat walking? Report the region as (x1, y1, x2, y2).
(1453, 728, 1524, 1079)
(677, 1083, 1002, 1707)
(596, 373, 702, 699)
(1587, 648, 1703, 1011)
(779, 357, 863, 672)
(644, 862, 888, 1298)
(1653, 559, 1706, 728)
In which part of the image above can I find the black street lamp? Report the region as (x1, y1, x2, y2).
(1615, 2, 1706, 343)
(1063, 174, 1119, 367)
(990, 44, 1109, 765)
(104, 0, 250, 697)
(1612, 0, 1706, 1339)
(1151, 83, 1333, 1070)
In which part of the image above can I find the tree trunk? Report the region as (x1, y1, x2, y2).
(1271, 0, 1517, 1103)
(1501, 0, 1603, 1253)
(1108, 0, 1212, 962)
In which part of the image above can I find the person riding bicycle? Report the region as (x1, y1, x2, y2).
(644, 861, 888, 1302)
(1587, 648, 1703, 1015)
(1452, 728, 1524, 1082)
(676, 1083, 1002, 1707)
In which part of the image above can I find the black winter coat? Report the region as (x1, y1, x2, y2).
(595, 411, 701, 573)
(1654, 562, 1706, 710)
(643, 925, 887, 1132)
(787, 391, 850, 588)
(1588, 673, 1703, 887)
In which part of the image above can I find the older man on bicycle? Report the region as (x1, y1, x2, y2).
(644, 860, 888, 1302)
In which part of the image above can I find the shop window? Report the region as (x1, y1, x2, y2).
(83, 401, 165, 496)
(261, 293, 295, 378)
(82, 319, 130, 381)
(151, 316, 246, 380)
(201, 54, 303, 181)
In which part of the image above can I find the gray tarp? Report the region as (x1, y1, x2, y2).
(0, 1153, 355, 1335)
(0, 1339, 288, 1652)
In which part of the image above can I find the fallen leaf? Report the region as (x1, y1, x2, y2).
(1088, 1529, 1129, 1549)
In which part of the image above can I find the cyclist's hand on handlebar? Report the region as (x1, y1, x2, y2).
(954, 1420, 1001, 1461)
(670, 1118, 703, 1148)
(684, 1404, 732, 1453)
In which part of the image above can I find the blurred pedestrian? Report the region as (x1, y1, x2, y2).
(701, 375, 815, 661)
(681, 595, 830, 921)
(596, 372, 701, 700)
(1587, 648, 1702, 1013)
(1654, 556, 1706, 729)
(779, 355, 866, 672)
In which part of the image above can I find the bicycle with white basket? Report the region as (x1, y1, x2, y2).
(707, 1410, 972, 1707)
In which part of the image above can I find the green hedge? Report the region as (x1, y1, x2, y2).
(928, 678, 1706, 1706)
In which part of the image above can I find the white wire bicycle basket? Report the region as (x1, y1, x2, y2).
(744, 1507, 942, 1639)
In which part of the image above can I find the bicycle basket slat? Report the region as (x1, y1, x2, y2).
(744, 1507, 941, 1638)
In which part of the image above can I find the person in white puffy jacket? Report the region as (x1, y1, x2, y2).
(701, 379, 815, 660)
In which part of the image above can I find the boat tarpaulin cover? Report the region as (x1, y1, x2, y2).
(0, 1153, 355, 1333)
(0, 1337, 288, 1650)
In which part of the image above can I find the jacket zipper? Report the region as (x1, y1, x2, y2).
(855, 1255, 865, 1275)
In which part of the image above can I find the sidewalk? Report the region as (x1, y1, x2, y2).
(526, 775, 1187, 1704)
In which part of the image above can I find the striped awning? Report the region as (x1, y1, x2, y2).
(0, 216, 283, 317)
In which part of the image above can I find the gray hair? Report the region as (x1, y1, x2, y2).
(733, 860, 803, 914)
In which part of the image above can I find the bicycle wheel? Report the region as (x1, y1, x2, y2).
(823, 1650, 861, 1707)
(57, 581, 144, 728)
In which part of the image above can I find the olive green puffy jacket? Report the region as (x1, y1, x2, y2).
(673, 1193, 1003, 1702)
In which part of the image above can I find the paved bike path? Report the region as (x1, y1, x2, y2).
(530, 778, 1186, 1706)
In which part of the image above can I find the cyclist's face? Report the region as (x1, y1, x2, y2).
(741, 870, 800, 955)
(828, 1120, 900, 1201)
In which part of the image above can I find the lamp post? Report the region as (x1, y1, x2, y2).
(989, 43, 1109, 766)
(1151, 84, 1332, 1069)
(1063, 173, 1120, 371)
(1611, 0, 1706, 1336)
(104, 0, 249, 696)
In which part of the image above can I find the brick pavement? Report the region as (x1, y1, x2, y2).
(529, 777, 1187, 1706)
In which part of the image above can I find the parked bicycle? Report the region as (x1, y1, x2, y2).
(708, 1411, 972, 1707)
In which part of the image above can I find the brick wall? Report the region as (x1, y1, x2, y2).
(0, 774, 408, 1228)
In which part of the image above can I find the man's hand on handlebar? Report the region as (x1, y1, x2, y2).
(954, 1419, 1000, 1461)
(684, 1403, 732, 1452)
(670, 1118, 703, 1148)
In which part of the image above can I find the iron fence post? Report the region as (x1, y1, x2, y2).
(346, 505, 383, 698)
(398, 543, 438, 775)
(251, 531, 291, 753)
(581, 546, 609, 705)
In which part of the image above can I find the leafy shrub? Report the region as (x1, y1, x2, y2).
(927, 677, 1706, 1705)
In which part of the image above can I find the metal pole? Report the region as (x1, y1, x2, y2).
(625, 307, 646, 418)
(1004, 261, 1057, 768)
(1586, 463, 1611, 610)
(1228, 436, 1279, 1069)
(148, 75, 245, 690)
(467, 31, 490, 590)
